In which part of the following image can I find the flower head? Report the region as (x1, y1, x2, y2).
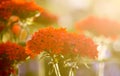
(0, 0, 43, 20)
(60, 33, 98, 58)
(75, 16, 120, 36)
(11, 23, 21, 36)
(0, 41, 27, 75)
(26, 27, 98, 59)
(26, 27, 68, 57)
(0, 41, 27, 61)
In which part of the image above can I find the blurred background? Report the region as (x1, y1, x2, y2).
(35, 0, 120, 29)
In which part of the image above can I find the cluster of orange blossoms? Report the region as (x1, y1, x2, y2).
(0, 0, 58, 36)
(0, 16, 22, 37)
(26, 27, 98, 58)
(26, 27, 68, 57)
(0, 0, 57, 22)
(0, 0, 40, 36)
(0, 41, 27, 61)
(66, 33, 98, 58)
(0, 41, 27, 75)
(11, 23, 21, 36)
(0, 0, 43, 20)
(75, 16, 120, 36)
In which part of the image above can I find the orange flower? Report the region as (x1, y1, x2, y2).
(0, 41, 27, 61)
(0, 41, 27, 75)
(11, 0, 43, 19)
(0, 0, 12, 20)
(0, 0, 57, 25)
(63, 33, 98, 58)
(26, 27, 68, 57)
(11, 23, 21, 35)
(75, 16, 120, 36)
(26, 27, 98, 59)
(0, 0, 43, 20)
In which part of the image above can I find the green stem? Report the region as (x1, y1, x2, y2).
(69, 61, 77, 76)
(69, 68, 74, 76)
(53, 63, 61, 76)
(49, 53, 61, 76)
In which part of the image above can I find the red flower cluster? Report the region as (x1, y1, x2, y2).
(75, 16, 120, 36)
(0, 55, 14, 76)
(0, 41, 27, 61)
(26, 27, 98, 58)
(66, 33, 98, 58)
(11, 23, 21, 36)
(0, 41, 27, 75)
(26, 27, 68, 56)
(0, 0, 12, 20)
(0, 0, 43, 20)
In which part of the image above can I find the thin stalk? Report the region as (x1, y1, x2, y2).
(48, 53, 61, 76)
(98, 62, 104, 76)
(53, 63, 61, 76)
(69, 68, 74, 76)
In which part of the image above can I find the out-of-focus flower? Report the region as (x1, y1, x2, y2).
(0, 41, 27, 75)
(0, 0, 14, 20)
(33, 11, 58, 25)
(0, 0, 43, 20)
(11, 23, 21, 36)
(0, 0, 58, 27)
(12, 0, 43, 19)
(75, 16, 120, 36)
(0, 41, 27, 61)
(0, 58, 12, 76)
(66, 33, 98, 58)
(9, 15, 20, 23)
